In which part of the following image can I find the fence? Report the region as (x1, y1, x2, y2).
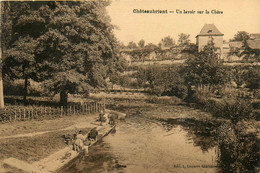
(0, 102, 105, 122)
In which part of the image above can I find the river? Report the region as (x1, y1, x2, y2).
(62, 116, 220, 173)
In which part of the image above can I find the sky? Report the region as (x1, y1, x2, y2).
(107, 0, 260, 45)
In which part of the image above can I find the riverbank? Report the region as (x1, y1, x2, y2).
(0, 113, 99, 172)
(105, 95, 260, 137)
(0, 109, 120, 173)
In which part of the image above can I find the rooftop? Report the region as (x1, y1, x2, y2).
(196, 24, 224, 37)
(250, 33, 260, 40)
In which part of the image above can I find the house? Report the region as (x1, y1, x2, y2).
(196, 24, 224, 58)
(247, 33, 260, 50)
(227, 33, 260, 61)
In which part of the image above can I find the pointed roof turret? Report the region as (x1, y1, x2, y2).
(196, 24, 224, 37)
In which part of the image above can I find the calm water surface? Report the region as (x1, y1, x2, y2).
(63, 116, 217, 173)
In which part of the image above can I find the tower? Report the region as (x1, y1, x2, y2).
(196, 24, 224, 58)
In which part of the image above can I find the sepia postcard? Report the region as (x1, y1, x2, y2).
(0, 0, 259, 172)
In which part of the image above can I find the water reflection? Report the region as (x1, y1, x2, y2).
(62, 116, 218, 173)
(216, 122, 259, 173)
(61, 115, 259, 173)
(164, 118, 259, 173)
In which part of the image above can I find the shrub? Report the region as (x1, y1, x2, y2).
(217, 97, 253, 123)
(217, 122, 259, 172)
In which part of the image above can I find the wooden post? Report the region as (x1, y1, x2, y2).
(14, 110, 17, 120)
(23, 108, 26, 120)
(9, 110, 11, 121)
(4, 108, 6, 120)
(61, 106, 63, 116)
(36, 108, 38, 120)
(69, 106, 72, 115)
(18, 108, 21, 120)
(28, 110, 30, 120)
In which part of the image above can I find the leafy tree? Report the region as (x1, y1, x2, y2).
(135, 65, 187, 97)
(35, 1, 119, 106)
(229, 65, 246, 88)
(108, 55, 128, 89)
(184, 41, 226, 89)
(243, 66, 260, 90)
(136, 66, 147, 88)
(127, 41, 137, 49)
(128, 43, 158, 62)
(230, 31, 259, 61)
(2, 1, 46, 105)
(159, 36, 175, 48)
(240, 39, 260, 61)
(5, 37, 38, 104)
(138, 39, 145, 48)
(178, 33, 190, 46)
(3, 1, 120, 106)
(181, 43, 198, 54)
(231, 31, 250, 42)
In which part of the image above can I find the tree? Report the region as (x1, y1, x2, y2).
(2, 1, 46, 105)
(127, 41, 137, 49)
(108, 54, 128, 89)
(5, 37, 38, 104)
(240, 39, 260, 61)
(230, 66, 246, 88)
(138, 39, 145, 48)
(2, 1, 120, 106)
(35, 1, 119, 106)
(159, 36, 175, 48)
(231, 31, 250, 42)
(184, 41, 226, 89)
(178, 33, 190, 46)
(243, 66, 260, 90)
(0, 2, 5, 108)
(230, 31, 259, 61)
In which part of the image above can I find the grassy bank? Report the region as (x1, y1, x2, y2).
(0, 114, 97, 137)
(0, 114, 97, 164)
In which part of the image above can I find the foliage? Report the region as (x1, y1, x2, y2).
(126, 41, 137, 49)
(184, 42, 226, 88)
(2, 1, 48, 104)
(135, 65, 187, 97)
(2, 1, 120, 106)
(138, 39, 145, 48)
(229, 65, 246, 88)
(158, 36, 175, 48)
(230, 31, 250, 41)
(226, 65, 259, 90)
(217, 122, 259, 172)
(230, 31, 260, 61)
(243, 65, 260, 90)
(178, 33, 190, 46)
(7, 79, 45, 97)
(240, 39, 260, 61)
(192, 87, 254, 123)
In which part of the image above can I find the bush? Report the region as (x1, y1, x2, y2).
(217, 97, 253, 123)
(217, 122, 259, 172)
(191, 86, 254, 122)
